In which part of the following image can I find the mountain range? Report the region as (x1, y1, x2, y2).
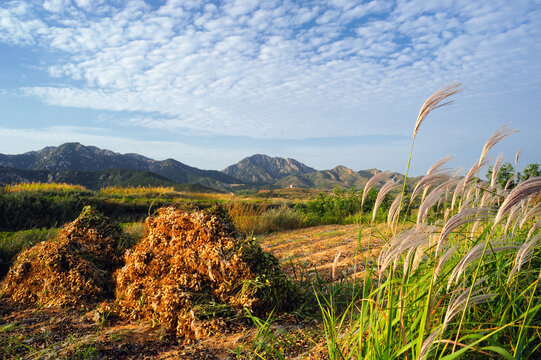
(0, 143, 406, 192)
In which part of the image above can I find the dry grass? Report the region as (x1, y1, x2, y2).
(4, 182, 87, 193)
(99, 185, 176, 196)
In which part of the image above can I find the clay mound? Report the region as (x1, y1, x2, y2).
(113, 206, 297, 341)
(1, 206, 124, 308)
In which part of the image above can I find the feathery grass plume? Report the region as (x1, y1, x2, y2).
(372, 179, 398, 222)
(419, 326, 443, 360)
(447, 240, 520, 289)
(377, 224, 435, 278)
(437, 207, 494, 254)
(519, 203, 541, 229)
(331, 251, 341, 281)
(362, 170, 390, 208)
(410, 173, 452, 205)
(417, 179, 459, 224)
(411, 243, 428, 274)
(451, 178, 465, 211)
(480, 189, 492, 207)
(494, 177, 541, 225)
(527, 219, 541, 239)
(478, 125, 518, 167)
(504, 174, 517, 191)
(387, 192, 404, 227)
(413, 83, 463, 139)
(427, 155, 454, 175)
(459, 158, 490, 198)
(515, 148, 521, 167)
(504, 202, 524, 234)
(507, 235, 540, 285)
(434, 245, 457, 281)
(394, 84, 462, 234)
(490, 154, 504, 189)
(444, 279, 495, 329)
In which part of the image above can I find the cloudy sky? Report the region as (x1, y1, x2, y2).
(0, 0, 539, 175)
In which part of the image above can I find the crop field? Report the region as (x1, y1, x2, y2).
(0, 86, 540, 359)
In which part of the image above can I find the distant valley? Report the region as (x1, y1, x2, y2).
(0, 143, 407, 192)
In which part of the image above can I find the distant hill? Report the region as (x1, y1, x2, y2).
(0, 143, 240, 190)
(222, 154, 316, 183)
(0, 144, 415, 192)
(275, 165, 407, 190)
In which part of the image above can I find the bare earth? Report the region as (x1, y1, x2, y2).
(0, 224, 387, 359)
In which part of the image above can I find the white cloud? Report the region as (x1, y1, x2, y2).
(0, 0, 540, 151)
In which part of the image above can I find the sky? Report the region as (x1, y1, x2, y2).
(0, 0, 540, 175)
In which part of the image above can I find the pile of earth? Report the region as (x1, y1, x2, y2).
(112, 206, 299, 341)
(1, 206, 124, 308)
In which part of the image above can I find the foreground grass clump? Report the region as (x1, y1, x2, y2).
(113, 205, 299, 342)
(1, 206, 124, 308)
(312, 85, 541, 359)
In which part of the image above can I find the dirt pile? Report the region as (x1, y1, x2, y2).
(113, 206, 297, 341)
(1, 206, 124, 308)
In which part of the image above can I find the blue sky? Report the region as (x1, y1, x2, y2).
(0, 0, 540, 175)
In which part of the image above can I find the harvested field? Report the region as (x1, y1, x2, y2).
(260, 223, 390, 281)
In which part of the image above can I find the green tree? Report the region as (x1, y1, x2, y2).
(520, 163, 540, 180)
(486, 162, 517, 189)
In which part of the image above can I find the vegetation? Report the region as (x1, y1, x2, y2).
(242, 84, 541, 359)
(295, 187, 382, 226)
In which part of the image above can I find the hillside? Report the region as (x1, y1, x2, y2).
(222, 154, 316, 183)
(0, 143, 240, 190)
(0, 144, 414, 191)
(275, 165, 407, 190)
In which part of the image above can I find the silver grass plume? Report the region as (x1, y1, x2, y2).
(427, 155, 454, 175)
(417, 179, 459, 224)
(490, 154, 504, 189)
(387, 192, 404, 228)
(434, 245, 457, 281)
(362, 170, 390, 208)
(515, 148, 521, 167)
(504, 202, 524, 234)
(378, 224, 435, 279)
(494, 177, 541, 225)
(419, 326, 443, 360)
(444, 278, 495, 330)
(478, 125, 518, 168)
(372, 179, 398, 222)
(507, 235, 540, 286)
(413, 83, 462, 140)
(504, 174, 517, 191)
(332, 251, 341, 281)
(448, 239, 520, 289)
(411, 173, 452, 205)
(451, 178, 465, 211)
(437, 207, 494, 255)
(527, 219, 541, 240)
(519, 203, 541, 229)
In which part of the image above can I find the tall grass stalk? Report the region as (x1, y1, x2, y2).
(315, 85, 541, 359)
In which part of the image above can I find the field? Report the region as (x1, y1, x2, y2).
(0, 86, 540, 359)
